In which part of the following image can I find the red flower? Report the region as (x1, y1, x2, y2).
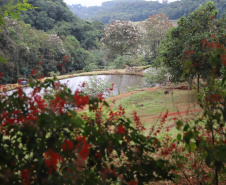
(210, 94, 217, 98)
(116, 125, 125, 135)
(21, 169, 30, 185)
(211, 34, 215, 38)
(44, 149, 63, 174)
(133, 110, 145, 132)
(194, 63, 198, 67)
(95, 152, 102, 160)
(185, 50, 189, 54)
(63, 55, 70, 62)
(202, 38, 207, 46)
(75, 135, 91, 170)
(58, 63, 64, 66)
(128, 180, 138, 185)
(73, 91, 90, 109)
(0, 72, 3, 78)
(30, 68, 38, 77)
(210, 15, 215, 19)
(109, 83, 114, 91)
(76, 135, 91, 160)
(39, 62, 43, 65)
(61, 140, 73, 152)
(222, 53, 226, 66)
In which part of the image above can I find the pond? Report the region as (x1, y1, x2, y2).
(60, 75, 144, 96)
(7, 75, 144, 97)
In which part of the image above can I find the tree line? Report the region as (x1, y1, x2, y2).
(69, 0, 226, 24)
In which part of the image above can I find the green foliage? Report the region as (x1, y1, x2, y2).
(112, 56, 127, 69)
(157, 2, 223, 82)
(141, 13, 173, 60)
(68, 0, 226, 24)
(172, 26, 226, 185)
(19, 0, 103, 50)
(143, 66, 169, 86)
(83, 75, 112, 96)
(0, 0, 35, 63)
(69, 1, 165, 24)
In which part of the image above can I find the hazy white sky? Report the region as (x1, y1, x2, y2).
(64, 0, 179, 7)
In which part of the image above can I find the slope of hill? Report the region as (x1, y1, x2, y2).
(0, 0, 104, 84)
(68, 0, 226, 24)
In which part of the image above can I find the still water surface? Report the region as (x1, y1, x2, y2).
(9, 75, 144, 97)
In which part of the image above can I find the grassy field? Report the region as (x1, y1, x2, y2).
(106, 85, 202, 136)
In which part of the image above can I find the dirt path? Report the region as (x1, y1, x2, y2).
(106, 86, 159, 102)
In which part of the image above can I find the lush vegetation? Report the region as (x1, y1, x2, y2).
(0, 1, 226, 184)
(156, 2, 226, 88)
(102, 13, 172, 66)
(0, 0, 104, 84)
(68, 0, 226, 24)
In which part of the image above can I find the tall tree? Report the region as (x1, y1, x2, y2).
(102, 20, 142, 60)
(141, 13, 172, 61)
(157, 2, 220, 88)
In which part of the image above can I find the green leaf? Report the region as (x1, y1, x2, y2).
(190, 142, 196, 151)
(183, 123, 190, 131)
(71, 117, 84, 128)
(177, 134, 182, 141)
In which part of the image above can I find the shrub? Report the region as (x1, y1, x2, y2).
(0, 78, 175, 184)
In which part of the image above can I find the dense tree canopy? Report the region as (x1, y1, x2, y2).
(19, 0, 104, 50)
(141, 13, 172, 61)
(69, 0, 226, 24)
(102, 20, 142, 60)
(157, 2, 224, 83)
(0, 0, 104, 84)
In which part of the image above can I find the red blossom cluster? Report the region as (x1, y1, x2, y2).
(222, 52, 226, 66)
(128, 179, 138, 185)
(45, 149, 63, 174)
(107, 105, 125, 122)
(202, 36, 226, 67)
(160, 136, 177, 157)
(73, 90, 90, 109)
(61, 139, 73, 152)
(205, 94, 221, 104)
(58, 55, 70, 67)
(21, 169, 30, 185)
(30, 68, 38, 77)
(0, 72, 4, 79)
(75, 135, 91, 170)
(132, 110, 145, 132)
(63, 54, 70, 62)
(116, 125, 126, 134)
(0, 76, 176, 184)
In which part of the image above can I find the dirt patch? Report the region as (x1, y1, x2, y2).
(106, 87, 158, 102)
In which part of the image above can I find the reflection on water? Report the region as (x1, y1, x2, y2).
(60, 75, 143, 96)
(7, 75, 143, 97)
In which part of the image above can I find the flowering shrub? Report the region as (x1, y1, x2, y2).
(169, 37, 226, 184)
(0, 78, 175, 184)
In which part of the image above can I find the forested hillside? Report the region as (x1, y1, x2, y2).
(0, 0, 104, 84)
(69, 0, 226, 24)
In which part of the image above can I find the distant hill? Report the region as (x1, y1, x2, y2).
(68, 0, 226, 24)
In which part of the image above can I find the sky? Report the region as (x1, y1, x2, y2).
(64, 0, 179, 7)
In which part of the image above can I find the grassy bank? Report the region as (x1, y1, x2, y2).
(106, 86, 202, 135)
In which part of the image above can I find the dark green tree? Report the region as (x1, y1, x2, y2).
(157, 2, 221, 91)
